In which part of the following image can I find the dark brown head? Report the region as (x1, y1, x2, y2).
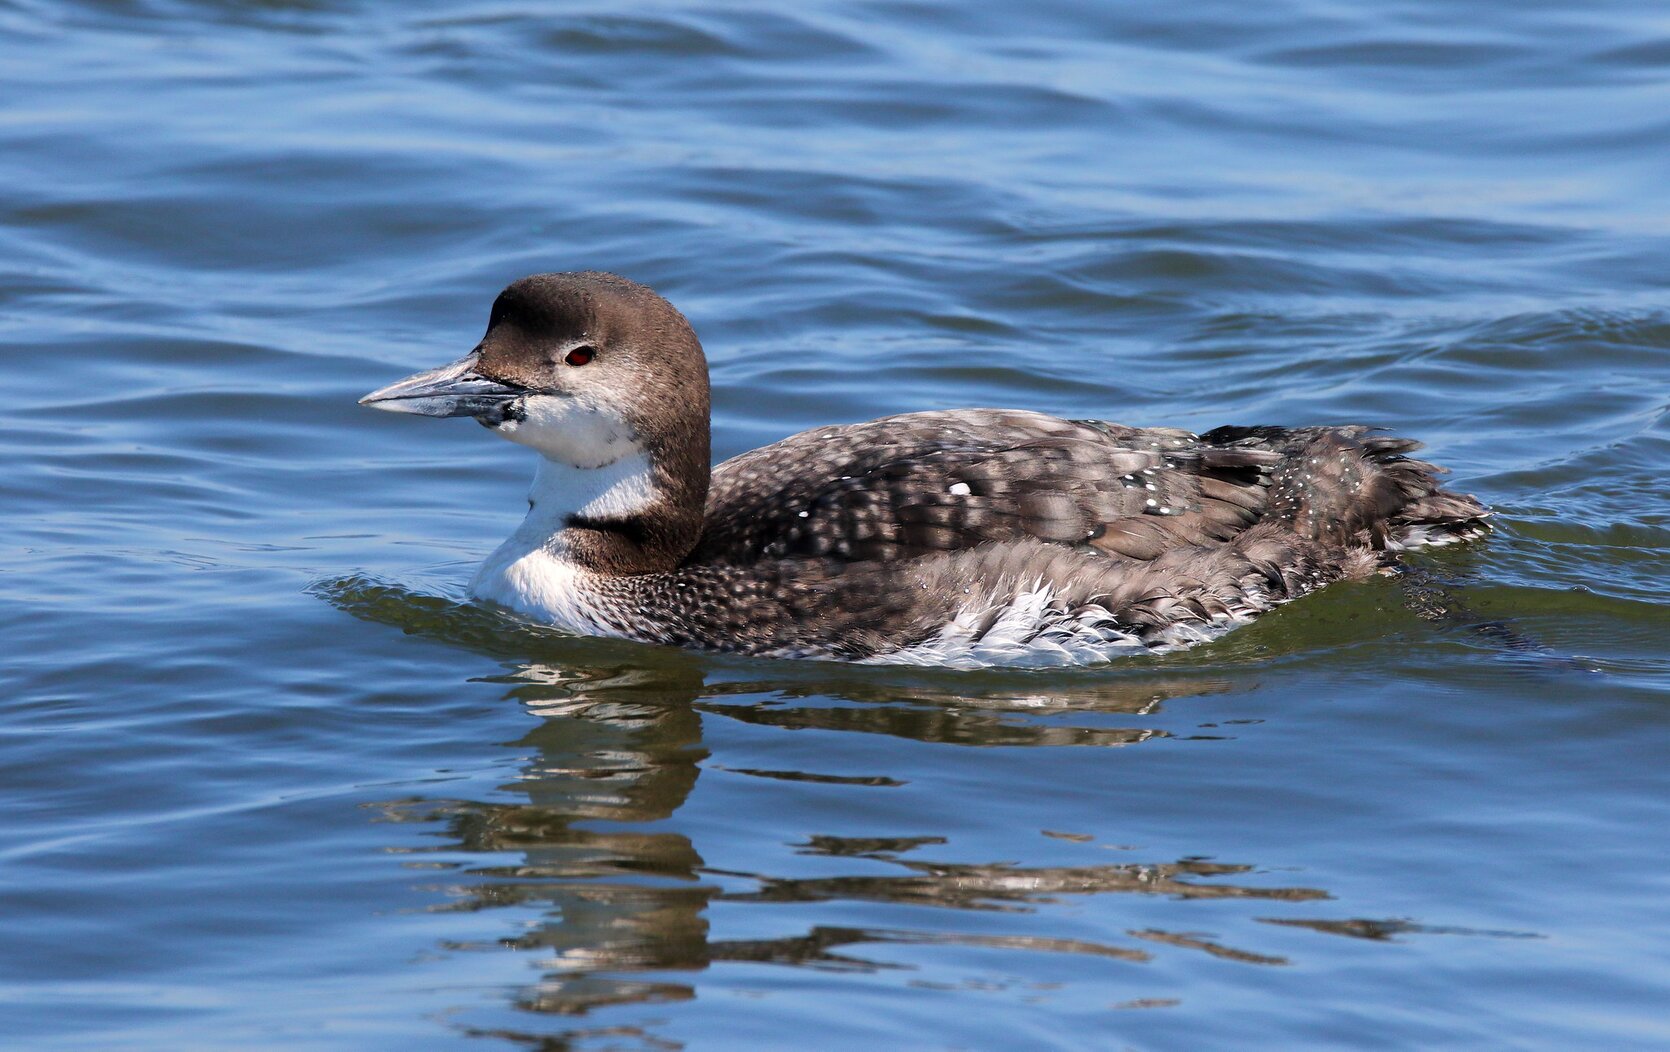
(361, 272, 713, 570)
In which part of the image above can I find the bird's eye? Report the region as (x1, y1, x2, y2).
(564, 346, 596, 367)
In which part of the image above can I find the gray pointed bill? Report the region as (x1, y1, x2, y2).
(359, 353, 525, 418)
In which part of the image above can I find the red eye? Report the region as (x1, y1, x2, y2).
(564, 346, 595, 367)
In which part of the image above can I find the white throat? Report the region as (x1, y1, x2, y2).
(482, 392, 661, 540)
(467, 404, 662, 631)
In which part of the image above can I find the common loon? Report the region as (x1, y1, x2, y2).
(360, 271, 1490, 667)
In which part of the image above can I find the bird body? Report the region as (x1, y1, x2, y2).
(362, 272, 1489, 667)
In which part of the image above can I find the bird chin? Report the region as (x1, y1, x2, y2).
(475, 398, 528, 429)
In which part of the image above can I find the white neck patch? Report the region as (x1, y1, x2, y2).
(468, 396, 661, 631)
(525, 451, 659, 533)
(467, 451, 656, 631)
(490, 392, 663, 533)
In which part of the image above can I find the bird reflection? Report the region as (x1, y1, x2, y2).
(719, 853, 1327, 912)
(376, 664, 1321, 1035)
(327, 576, 1337, 1046)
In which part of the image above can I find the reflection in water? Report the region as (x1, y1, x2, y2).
(1257, 917, 1543, 942)
(716, 852, 1326, 911)
(694, 695, 1169, 748)
(369, 656, 1301, 1024)
(374, 673, 1317, 1036)
(324, 578, 1503, 1047)
(1127, 928, 1289, 966)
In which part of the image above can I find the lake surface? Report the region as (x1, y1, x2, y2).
(3, 0, 1668, 1048)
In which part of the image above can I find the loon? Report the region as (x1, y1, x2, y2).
(360, 272, 1490, 667)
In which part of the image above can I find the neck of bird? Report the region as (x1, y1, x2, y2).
(520, 449, 705, 575)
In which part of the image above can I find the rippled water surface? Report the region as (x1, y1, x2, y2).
(4, 1, 1668, 1048)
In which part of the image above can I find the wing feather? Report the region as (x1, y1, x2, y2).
(693, 410, 1274, 567)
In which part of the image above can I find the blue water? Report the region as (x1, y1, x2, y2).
(3, 1, 1668, 1048)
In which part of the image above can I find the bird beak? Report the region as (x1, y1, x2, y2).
(358, 352, 525, 418)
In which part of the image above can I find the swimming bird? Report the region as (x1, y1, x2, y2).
(360, 272, 1489, 667)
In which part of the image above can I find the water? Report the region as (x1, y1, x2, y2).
(3, 0, 1667, 1047)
